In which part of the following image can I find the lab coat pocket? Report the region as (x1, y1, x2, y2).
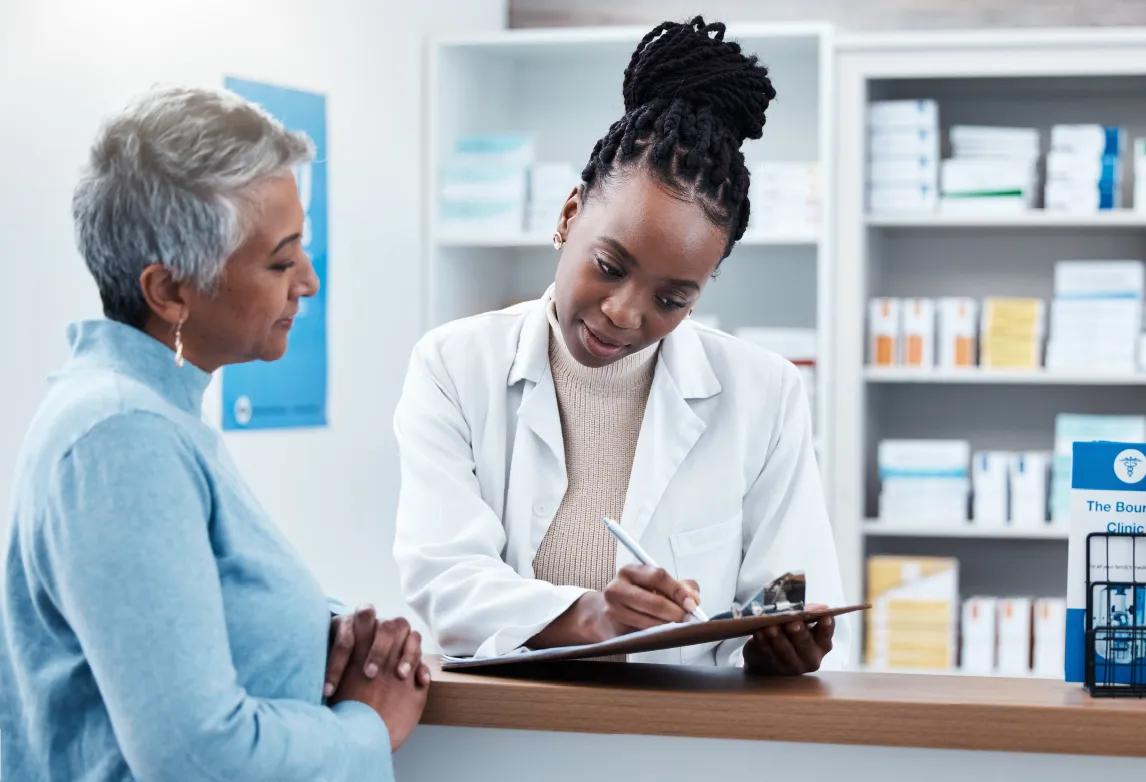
(668, 515, 743, 614)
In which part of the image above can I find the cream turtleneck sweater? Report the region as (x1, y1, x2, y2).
(532, 302, 659, 592)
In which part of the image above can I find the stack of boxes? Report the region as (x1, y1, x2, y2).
(526, 162, 577, 234)
(866, 556, 959, 670)
(1046, 260, 1145, 373)
(867, 100, 939, 213)
(868, 297, 977, 370)
(972, 451, 1051, 527)
(959, 596, 1067, 677)
(1045, 125, 1123, 213)
(438, 135, 533, 236)
(1050, 413, 1146, 523)
(878, 439, 970, 523)
(979, 297, 1045, 369)
(747, 161, 820, 238)
(940, 125, 1041, 214)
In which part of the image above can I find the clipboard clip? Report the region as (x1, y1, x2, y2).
(711, 571, 806, 620)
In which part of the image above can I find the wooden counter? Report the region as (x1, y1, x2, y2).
(421, 657, 1146, 757)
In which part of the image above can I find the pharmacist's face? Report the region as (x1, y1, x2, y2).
(552, 169, 726, 368)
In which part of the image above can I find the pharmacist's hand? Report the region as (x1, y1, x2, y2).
(743, 603, 834, 675)
(325, 605, 430, 700)
(528, 567, 701, 648)
(594, 565, 701, 639)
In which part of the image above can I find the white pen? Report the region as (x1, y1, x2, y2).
(602, 516, 710, 622)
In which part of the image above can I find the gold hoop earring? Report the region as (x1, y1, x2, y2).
(173, 318, 186, 368)
(552, 231, 565, 250)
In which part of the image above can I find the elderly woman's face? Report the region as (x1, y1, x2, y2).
(185, 175, 317, 365)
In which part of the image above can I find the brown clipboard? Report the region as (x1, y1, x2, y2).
(440, 603, 869, 670)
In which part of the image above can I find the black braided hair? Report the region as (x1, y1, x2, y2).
(580, 16, 776, 259)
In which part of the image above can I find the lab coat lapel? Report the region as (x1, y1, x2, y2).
(515, 368, 564, 471)
(505, 291, 567, 562)
(620, 321, 721, 544)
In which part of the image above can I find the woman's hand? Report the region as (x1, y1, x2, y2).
(529, 565, 701, 647)
(325, 605, 430, 700)
(328, 606, 431, 752)
(743, 604, 834, 675)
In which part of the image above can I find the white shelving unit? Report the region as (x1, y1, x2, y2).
(426, 24, 837, 471)
(866, 210, 1146, 229)
(831, 29, 1146, 667)
(862, 520, 1068, 540)
(864, 367, 1146, 385)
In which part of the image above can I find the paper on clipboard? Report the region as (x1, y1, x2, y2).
(440, 603, 868, 670)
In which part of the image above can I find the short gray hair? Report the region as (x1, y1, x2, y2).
(73, 86, 315, 327)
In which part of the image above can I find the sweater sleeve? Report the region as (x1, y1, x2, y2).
(35, 412, 393, 781)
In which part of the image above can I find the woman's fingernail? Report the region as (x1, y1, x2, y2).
(398, 662, 412, 678)
(323, 682, 334, 698)
(364, 663, 378, 678)
(683, 597, 698, 614)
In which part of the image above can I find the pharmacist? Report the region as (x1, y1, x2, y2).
(392, 17, 847, 674)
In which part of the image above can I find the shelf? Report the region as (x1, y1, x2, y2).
(865, 210, 1146, 229)
(863, 520, 1068, 540)
(434, 231, 819, 249)
(856, 664, 1060, 680)
(864, 367, 1146, 386)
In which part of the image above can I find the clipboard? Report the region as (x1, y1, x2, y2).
(440, 603, 868, 670)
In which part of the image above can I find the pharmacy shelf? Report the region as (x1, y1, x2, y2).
(831, 33, 1146, 671)
(856, 664, 1060, 680)
(863, 367, 1146, 386)
(865, 210, 1146, 229)
(434, 230, 820, 248)
(863, 520, 1068, 540)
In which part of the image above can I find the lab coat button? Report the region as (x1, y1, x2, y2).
(533, 501, 552, 516)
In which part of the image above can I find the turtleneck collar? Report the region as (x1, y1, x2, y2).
(545, 298, 658, 393)
(64, 319, 212, 415)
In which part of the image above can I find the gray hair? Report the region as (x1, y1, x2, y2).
(73, 86, 315, 327)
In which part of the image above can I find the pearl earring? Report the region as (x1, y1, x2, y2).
(552, 231, 565, 250)
(173, 318, 186, 368)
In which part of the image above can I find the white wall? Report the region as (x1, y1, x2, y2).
(0, 0, 505, 621)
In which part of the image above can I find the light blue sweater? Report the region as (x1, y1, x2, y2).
(0, 320, 392, 781)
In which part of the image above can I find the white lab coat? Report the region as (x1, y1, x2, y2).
(393, 289, 848, 667)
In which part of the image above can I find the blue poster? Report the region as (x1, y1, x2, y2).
(221, 77, 328, 430)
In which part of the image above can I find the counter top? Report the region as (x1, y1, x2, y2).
(421, 657, 1146, 757)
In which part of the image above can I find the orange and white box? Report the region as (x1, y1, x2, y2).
(996, 597, 1033, 675)
(901, 298, 935, 369)
(869, 297, 901, 366)
(937, 297, 978, 368)
(961, 596, 997, 674)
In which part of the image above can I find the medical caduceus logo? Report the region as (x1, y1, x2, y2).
(1114, 449, 1146, 484)
(1124, 456, 1142, 478)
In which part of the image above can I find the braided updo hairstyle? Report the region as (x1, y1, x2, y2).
(580, 17, 776, 259)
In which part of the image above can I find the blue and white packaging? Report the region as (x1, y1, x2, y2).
(1064, 440, 1146, 683)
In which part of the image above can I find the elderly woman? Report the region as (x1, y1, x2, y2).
(0, 87, 426, 780)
